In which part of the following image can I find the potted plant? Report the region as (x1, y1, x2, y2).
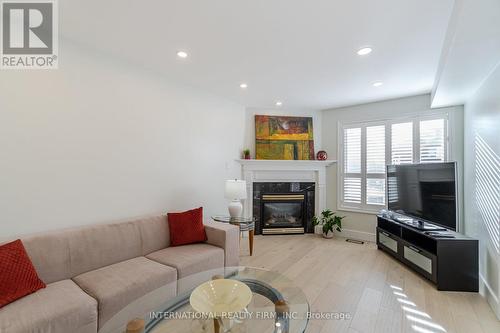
(312, 209, 345, 239)
(243, 149, 251, 159)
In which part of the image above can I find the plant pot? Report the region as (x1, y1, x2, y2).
(244, 155, 251, 160)
(314, 225, 323, 235)
(322, 230, 334, 239)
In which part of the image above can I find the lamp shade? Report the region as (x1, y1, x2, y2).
(225, 180, 247, 200)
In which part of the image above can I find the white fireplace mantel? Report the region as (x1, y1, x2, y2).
(236, 159, 337, 218)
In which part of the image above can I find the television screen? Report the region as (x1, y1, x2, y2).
(387, 162, 457, 230)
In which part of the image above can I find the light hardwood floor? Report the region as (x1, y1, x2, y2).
(239, 234, 500, 333)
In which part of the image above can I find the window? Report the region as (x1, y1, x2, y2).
(391, 122, 413, 164)
(367, 125, 385, 173)
(343, 128, 361, 204)
(339, 115, 448, 212)
(420, 119, 445, 162)
(366, 125, 386, 205)
(344, 128, 361, 173)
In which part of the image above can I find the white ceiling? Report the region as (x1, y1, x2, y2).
(432, 0, 500, 108)
(61, 0, 455, 110)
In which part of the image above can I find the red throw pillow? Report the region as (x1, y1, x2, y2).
(168, 207, 207, 246)
(0, 239, 46, 308)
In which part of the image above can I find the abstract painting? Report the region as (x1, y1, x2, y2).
(255, 115, 314, 160)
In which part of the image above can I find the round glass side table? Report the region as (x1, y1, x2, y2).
(211, 216, 256, 256)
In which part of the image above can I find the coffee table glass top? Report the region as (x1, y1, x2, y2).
(101, 266, 309, 333)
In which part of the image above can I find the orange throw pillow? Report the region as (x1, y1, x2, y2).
(0, 240, 46, 308)
(167, 207, 207, 246)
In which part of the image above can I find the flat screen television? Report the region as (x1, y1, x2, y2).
(386, 162, 457, 231)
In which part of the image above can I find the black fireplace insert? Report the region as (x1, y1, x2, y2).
(261, 194, 305, 234)
(253, 182, 315, 235)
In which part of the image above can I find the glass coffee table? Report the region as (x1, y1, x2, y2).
(101, 267, 309, 333)
(211, 216, 256, 255)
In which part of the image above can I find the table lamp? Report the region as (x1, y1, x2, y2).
(225, 179, 247, 218)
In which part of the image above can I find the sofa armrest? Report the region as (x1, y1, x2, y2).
(204, 222, 239, 267)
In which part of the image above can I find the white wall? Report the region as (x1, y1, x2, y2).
(321, 94, 464, 241)
(243, 108, 322, 159)
(432, 0, 500, 318)
(0, 41, 245, 240)
(463, 64, 500, 318)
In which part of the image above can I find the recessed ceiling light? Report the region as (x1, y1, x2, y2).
(240, 83, 248, 89)
(357, 47, 372, 56)
(373, 81, 383, 87)
(177, 51, 188, 58)
(275, 101, 283, 107)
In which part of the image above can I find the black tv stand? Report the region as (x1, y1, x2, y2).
(377, 215, 478, 291)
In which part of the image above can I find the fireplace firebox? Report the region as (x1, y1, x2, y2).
(261, 194, 305, 234)
(252, 182, 315, 235)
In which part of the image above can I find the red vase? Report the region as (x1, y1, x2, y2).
(316, 150, 328, 160)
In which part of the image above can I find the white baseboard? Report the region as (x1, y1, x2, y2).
(338, 228, 376, 242)
(480, 274, 500, 320)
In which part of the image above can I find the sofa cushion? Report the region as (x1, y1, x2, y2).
(21, 231, 71, 284)
(68, 221, 143, 277)
(21, 220, 143, 283)
(133, 215, 170, 255)
(0, 240, 46, 308)
(167, 207, 207, 246)
(0, 279, 97, 333)
(146, 243, 224, 292)
(72, 256, 177, 328)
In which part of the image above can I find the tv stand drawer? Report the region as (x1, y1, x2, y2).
(401, 242, 437, 282)
(404, 245, 432, 274)
(377, 229, 398, 254)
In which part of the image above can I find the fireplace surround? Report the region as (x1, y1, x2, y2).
(237, 159, 336, 235)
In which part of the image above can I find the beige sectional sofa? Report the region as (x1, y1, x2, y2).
(0, 215, 239, 333)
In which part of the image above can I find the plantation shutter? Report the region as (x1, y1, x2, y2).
(339, 115, 449, 213)
(367, 125, 386, 173)
(344, 178, 362, 203)
(366, 125, 386, 205)
(420, 119, 445, 162)
(391, 122, 413, 165)
(343, 128, 361, 203)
